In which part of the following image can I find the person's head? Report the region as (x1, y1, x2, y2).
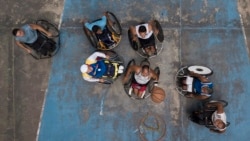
(141, 65, 150, 77)
(12, 28, 24, 37)
(80, 64, 92, 73)
(92, 25, 102, 34)
(201, 86, 213, 94)
(214, 119, 226, 130)
(138, 25, 147, 38)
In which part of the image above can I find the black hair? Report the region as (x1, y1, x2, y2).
(12, 28, 19, 36)
(138, 25, 146, 33)
(92, 25, 100, 33)
(142, 65, 149, 72)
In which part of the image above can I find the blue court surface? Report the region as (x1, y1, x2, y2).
(38, 0, 250, 141)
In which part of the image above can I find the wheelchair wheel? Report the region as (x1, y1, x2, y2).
(154, 20, 164, 42)
(140, 59, 150, 67)
(83, 27, 98, 48)
(36, 20, 59, 37)
(128, 29, 139, 51)
(175, 66, 189, 96)
(204, 100, 228, 108)
(188, 65, 213, 76)
(99, 79, 113, 85)
(100, 50, 118, 61)
(106, 11, 122, 35)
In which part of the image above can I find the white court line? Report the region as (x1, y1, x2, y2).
(239, 14, 249, 57)
(35, 1, 65, 140)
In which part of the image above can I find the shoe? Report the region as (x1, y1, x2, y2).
(119, 65, 124, 70)
(118, 69, 123, 74)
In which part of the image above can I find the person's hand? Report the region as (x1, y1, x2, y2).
(99, 78, 105, 83)
(104, 11, 108, 16)
(106, 55, 110, 60)
(27, 49, 31, 54)
(47, 32, 52, 38)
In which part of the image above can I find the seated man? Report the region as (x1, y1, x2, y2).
(123, 64, 158, 98)
(129, 21, 157, 56)
(189, 102, 227, 133)
(80, 51, 124, 83)
(84, 13, 116, 48)
(182, 71, 213, 100)
(12, 24, 53, 55)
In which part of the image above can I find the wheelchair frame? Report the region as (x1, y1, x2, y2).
(21, 20, 60, 60)
(83, 11, 122, 50)
(190, 100, 230, 128)
(128, 20, 164, 58)
(123, 59, 160, 100)
(95, 50, 124, 85)
(175, 65, 213, 97)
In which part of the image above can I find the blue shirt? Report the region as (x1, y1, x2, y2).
(85, 16, 107, 31)
(193, 78, 213, 95)
(88, 60, 106, 78)
(15, 24, 38, 44)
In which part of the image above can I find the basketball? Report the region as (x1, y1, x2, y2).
(151, 86, 166, 103)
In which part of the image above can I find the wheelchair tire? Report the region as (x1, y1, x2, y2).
(83, 27, 98, 48)
(154, 20, 164, 42)
(106, 11, 122, 35)
(36, 20, 59, 37)
(204, 100, 228, 109)
(148, 67, 160, 93)
(140, 59, 150, 67)
(188, 65, 213, 76)
(99, 79, 113, 85)
(128, 29, 139, 51)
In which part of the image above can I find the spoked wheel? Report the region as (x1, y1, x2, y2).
(175, 66, 189, 96)
(188, 65, 213, 76)
(101, 50, 118, 61)
(36, 20, 59, 37)
(204, 100, 228, 109)
(83, 27, 98, 48)
(99, 79, 113, 85)
(140, 59, 150, 67)
(128, 29, 139, 51)
(106, 11, 122, 35)
(124, 59, 136, 98)
(154, 20, 164, 42)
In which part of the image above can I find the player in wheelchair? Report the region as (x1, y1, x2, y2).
(83, 11, 122, 50)
(12, 20, 59, 59)
(175, 65, 213, 100)
(122, 59, 160, 99)
(80, 51, 124, 84)
(189, 100, 229, 133)
(128, 20, 164, 58)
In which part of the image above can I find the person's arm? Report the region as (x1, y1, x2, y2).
(191, 94, 209, 100)
(82, 73, 104, 82)
(87, 52, 108, 61)
(122, 65, 138, 84)
(16, 41, 31, 53)
(29, 24, 52, 37)
(189, 71, 209, 83)
(129, 26, 138, 41)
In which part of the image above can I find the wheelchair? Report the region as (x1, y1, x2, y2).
(21, 20, 60, 60)
(128, 20, 164, 58)
(95, 50, 124, 84)
(175, 65, 213, 97)
(83, 11, 122, 50)
(123, 59, 160, 100)
(189, 100, 230, 129)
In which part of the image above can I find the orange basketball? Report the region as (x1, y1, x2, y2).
(151, 86, 166, 103)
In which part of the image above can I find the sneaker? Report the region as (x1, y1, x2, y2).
(118, 69, 123, 74)
(119, 65, 124, 70)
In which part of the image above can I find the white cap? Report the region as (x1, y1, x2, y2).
(80, 64, 88, 73)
